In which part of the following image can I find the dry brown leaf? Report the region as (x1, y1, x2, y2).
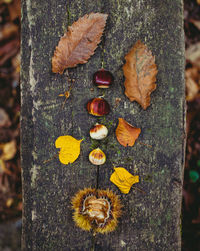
(186, 67, 200, 101)
(0, 39, 19, 66)
(190, 19, 200, 30)
(0, 108, 11, 127)
(7, 0, 21, 21)
(116, 118, 141, 147)
(186, 42, 200, 68)
(123, 40, 158, 110)
(52, 13, 108, 74)
(0, 23, 18, 42)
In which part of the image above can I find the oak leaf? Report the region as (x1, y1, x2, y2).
(52, 13, 108, 74)
(110, 167, 139, 194)
(116, 118, 141, 147)
(123, 40, 158, 110)
(55, 135, 82, 165)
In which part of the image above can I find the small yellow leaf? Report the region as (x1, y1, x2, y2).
(55, 135, 82, 165)
(110, 167, 139, 194)
(6, 198, 14, 208)
(0, 140, 17, 161)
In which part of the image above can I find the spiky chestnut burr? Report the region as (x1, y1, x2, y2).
(71, 188, 122, 234)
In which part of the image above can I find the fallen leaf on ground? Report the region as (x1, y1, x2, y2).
(190, 19, 200, 30)
(123, 40, 158, 110)
(6, 198, 14, 207)
(185, 67, 200, 101)
(0, 23, 18, 42)
(0, 140, 16, 161)
(110, 167, 139, 194)
(7, 0, 21, 21)
(55, 135, 82, 165)
(52, 13, 108, 74)
(0, 108, 11, 127)
(186, 42, 200, 67)
(116, 118, 141, 147)
(0, 39, 20, 66)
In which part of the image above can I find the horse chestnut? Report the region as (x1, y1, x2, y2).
(87, 98, 110, 116)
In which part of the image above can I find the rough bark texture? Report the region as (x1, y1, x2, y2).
(21, 0, 185, 250)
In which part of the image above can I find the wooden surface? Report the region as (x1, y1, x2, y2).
(21, 0, 185, 250)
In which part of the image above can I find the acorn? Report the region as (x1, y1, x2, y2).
(89, 148, 106, 165)
(93, 69, 114, 88)
(87, 98, 110, 116)
(90, 123, 108, 140)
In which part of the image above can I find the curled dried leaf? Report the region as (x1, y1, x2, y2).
(110, 167, 139, 194)
(55, 135, 82, 165)
(123, 40, 158, 110)
(116, 118, 141, 147)
(52, 13, 108, 74)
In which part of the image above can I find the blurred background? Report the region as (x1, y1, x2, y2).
(0, 0, 199, 250)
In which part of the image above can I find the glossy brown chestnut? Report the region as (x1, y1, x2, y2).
(87, 98, 110, 116)
(93, 69, 114, 88)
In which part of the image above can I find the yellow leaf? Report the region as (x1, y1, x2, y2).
(110, 167, 139, 194)
(55, 135, 82, 165)
(0, 140, 17, 161)
(6, 198, 14, 208)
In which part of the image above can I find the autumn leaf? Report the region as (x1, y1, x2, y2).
(110, 167, 139, 194)
(0, 140, 17, 161)
(52, 13, 108, 74)
(185, 67, 200, 101)
(123, 40, 158, 110)
(116, 118, 141, 147)
(55, 135, 82, 165)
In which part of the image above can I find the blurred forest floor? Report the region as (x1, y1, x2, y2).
(183, 0, 200, 250)
(0, 0, 200, 250)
